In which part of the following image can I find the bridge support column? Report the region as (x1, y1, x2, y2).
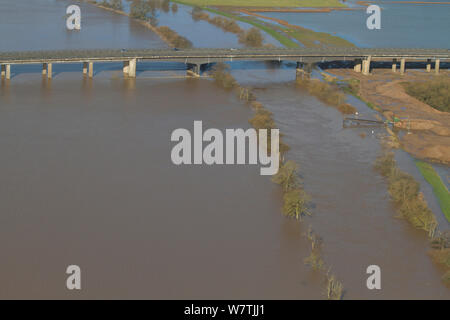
(435, 59, 440, 74)
(42, 63, 47, 76)
(187, 63, 201, 77)
(123, 61, 129, 76)
(1, 64, 5, 79)
(362, 56, 371, 75)
(353, 59, 362, 73)
(47, 63, 53, 79)
(128, 59, 136, 78)
(400, 58, 405, 75)
(88, 62, 94, 78)
(83, 62, 88, 75)
(392, 59, 397, 73)
(426, 59, 431, 72)
(5, 64, 11, 80)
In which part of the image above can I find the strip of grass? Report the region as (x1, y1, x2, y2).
(175, 1, 299, 47)
(415, 161, 450, 222)
(206, 8, 299, 47)
(174, 0, 345, 7)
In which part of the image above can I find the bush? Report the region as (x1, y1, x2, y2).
(272, 161, 299, 192)
(157, 26, 193, 48)
(402, 78, 450, 112)
(239, 28, 264, 47)
(375, 151, 438, 236)
(283, 189, 311, 220)
(297, 78, 356, 115)
(210, 63, 237, 89)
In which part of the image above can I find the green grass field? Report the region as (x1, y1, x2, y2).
(176, 0, 346, 7)
(415, 161, 450, 222)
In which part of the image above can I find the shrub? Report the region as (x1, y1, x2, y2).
(402, 78, 450, 112)
(272, 161, 299, 192)
(238, 28, 264, 47)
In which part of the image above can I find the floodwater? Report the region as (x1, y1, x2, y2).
(259, 0, 450, 48)
(0, 74, 323, 299)
(1, 0, 449, 299)
(230, 65, 450, 299)
(0, 0, 166, 51)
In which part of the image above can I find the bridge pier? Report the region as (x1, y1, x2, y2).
(435, 59, 440, 74)
(5, 64, 11, 80)
(42, 63, 47, 76)
(296, 62, 313, 79)
(426, 59, 431, 72)
(83, 62, 88, 75)
(88, 62, 94, 78)
(128, 59, 137, 78)
(1, 64, 5, 79)
(187, 63, 201, 77)
(400, 58, 406, 75)
(362, 56, 371, 75)
(353, 59, 362, 73)
(392, 59, 397, 73)
(47, 63, 53, 79)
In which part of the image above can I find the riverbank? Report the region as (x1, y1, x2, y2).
(327, 68, 450, 165)
(87, 1, 190, 48)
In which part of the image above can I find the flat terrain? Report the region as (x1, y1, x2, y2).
(177, 0, 346, 7)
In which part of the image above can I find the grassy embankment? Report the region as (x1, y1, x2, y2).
(402, 77, 450, 113)
(415, 161, 450, 222)
(210, 63, 344, 299)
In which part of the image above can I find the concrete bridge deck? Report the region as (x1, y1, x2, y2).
(1, 48, 449, 79)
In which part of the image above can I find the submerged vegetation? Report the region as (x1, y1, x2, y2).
(429, 231, 450, 286)
(374, 152, 438, 236)
(191, 7, 266, 47)
(210, 63, 344, 299)
(402, 78, 450, 113)
(374, 147, 450, 285)
(296, 78, 357, 115)
(95, 0, 192, 48)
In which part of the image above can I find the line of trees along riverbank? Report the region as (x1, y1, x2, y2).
(210, 63, 345, 299)
(90, 0, 192, 48)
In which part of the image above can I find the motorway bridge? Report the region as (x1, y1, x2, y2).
(1, 48, 449, 80)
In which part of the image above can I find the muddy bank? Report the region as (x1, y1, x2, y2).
(328, 68, 450, 165)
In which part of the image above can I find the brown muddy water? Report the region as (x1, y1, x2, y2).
(238, 72, 450, 299)
(1, 0, 449, 299)
(0, 72, 324, 299)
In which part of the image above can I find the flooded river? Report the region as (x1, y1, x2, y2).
(0, 0, 448, 299)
